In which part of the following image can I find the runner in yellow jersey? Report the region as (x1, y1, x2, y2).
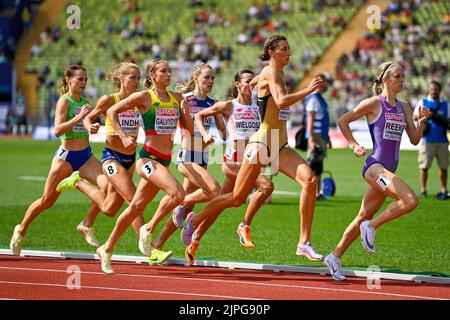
(56, 62, 145, 246)
(181, 35, 325, 265)
(94, 60, 193, 274)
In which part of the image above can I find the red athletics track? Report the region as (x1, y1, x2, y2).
(0, 255, 448, 300)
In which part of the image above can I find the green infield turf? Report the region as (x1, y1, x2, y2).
(0, 138, 448, 276)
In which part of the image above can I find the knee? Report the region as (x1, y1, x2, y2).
(168, 187, 185, 205)
(299, 171, 317, 192)
(206, 182, 221, 200)
(356, 210, 372, 222)
(402, 193, 418, 213)
(230, 193, 247, 207)
(127, 203, 145, 217)
(259, 180, 274, 197)
(39, 195, 55, 210)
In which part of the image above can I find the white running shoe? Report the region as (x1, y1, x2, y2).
(324, 253, 346, 281)
(10, 225, 23, 256)
(360, 220, 376, 253)
(138, 224, 153, 256)
(172, 205, 185, 229)
(96, 244, 114, 274)
(296, 242, 324, 261)
(77, 221, 100, 248)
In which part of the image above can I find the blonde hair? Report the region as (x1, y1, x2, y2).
(106, 62, 140, 89)
(143, 59, 169, 88)
(372, 62, 399, 95)
(175, 63, 214, 94)
(59, 65, 86, 96)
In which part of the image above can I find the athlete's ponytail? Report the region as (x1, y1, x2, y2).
(259, 35, 287, 61)
(59, 65, 86, 96)
(175, 63, 213, 94)
(144, 59, 168, 88)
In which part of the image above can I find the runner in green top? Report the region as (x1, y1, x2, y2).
(95, 59, 194, 274)
(10, 65, 108, 256)
(60, 93, 89, 140)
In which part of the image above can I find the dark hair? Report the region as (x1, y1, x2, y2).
(430, 80, 442, 91)
(259, 35, 287, 61)
(59, 65, 87, 96)
(231, 69, 254, 98)
(143, 59, 169, 88)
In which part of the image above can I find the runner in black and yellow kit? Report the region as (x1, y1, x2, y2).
(95, 60, 193, 274)
(181, 35, 325, 265)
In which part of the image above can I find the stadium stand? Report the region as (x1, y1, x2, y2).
(329, 0, 450, 118)
(23, 0, 363, 127)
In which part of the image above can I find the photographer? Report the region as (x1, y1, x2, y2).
(305, 73, 332, 201)
(414, 80, 450, 200)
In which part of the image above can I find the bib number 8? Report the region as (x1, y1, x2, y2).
(104, 163, 118, 176)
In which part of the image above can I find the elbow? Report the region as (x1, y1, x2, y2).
(337, 117, 344, 131)
(54, 127, 62, 137)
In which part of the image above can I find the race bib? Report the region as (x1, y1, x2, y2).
(177, 148, 186, 162)
(383, 113, 406, 141)
(245, 147, 257, 161)
(155, 108, 179, 135)
(190, 106, 213, 130)
(278, 109, 290, 121)
(141, 161, 155, 177)
(224, 146, 236, 161)
(56, 147, 68, 161)
(118, 110, 141, 135)
(72, 108, 87, 132)
(104, 162, 118, 176)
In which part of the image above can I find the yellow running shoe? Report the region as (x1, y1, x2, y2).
(96, 244, 114, 274)
(10, 225, 23, 256)
(236, 223, 255, 249)
(56, 171, 81, 192)
(148, 248, 173, 266)
(185, 240, 199, 266)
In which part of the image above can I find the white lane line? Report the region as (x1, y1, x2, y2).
(0, 280, 261, 300)
(19, 176, 47, 181)
(273, 190, 298, 196)
(0, 266, 447, 300)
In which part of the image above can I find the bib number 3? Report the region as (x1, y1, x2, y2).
(141, 161, 155, 178)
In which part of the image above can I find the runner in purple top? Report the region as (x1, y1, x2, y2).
(362, 94, 406, 177)
(323, 62, 431, 281)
